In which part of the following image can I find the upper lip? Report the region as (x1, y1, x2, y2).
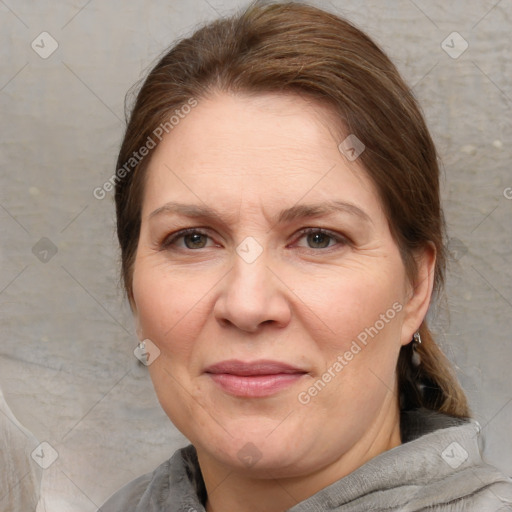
(204, 359, 306, 376)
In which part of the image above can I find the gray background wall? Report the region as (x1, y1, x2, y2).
(0, 1, 511, 510)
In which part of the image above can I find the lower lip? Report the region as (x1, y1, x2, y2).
(207, 373, 305, 397)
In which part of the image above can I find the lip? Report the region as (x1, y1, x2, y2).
(204, 359, 307, 398)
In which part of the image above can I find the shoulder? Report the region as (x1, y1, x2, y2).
(400, 408, 512, 511)
(468, 477, 512, 511)
(97, 444, 204, 512)
(97, 471, 154, 512)
(97, 454, 177, 512)
(420, 471, 512, 511)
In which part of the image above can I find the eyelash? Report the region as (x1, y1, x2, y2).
(160, 227, 349, 252)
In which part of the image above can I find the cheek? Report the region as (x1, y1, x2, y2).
(132, 263, 210, 432)
(132, 261, 173, 341)
(132, 259, 213, 359)
(295, 264, 404, 349)
(292, 260, 406, 404)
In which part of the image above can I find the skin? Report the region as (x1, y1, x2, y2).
(131, 91, 435, 512)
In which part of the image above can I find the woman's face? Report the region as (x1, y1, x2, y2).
(132, 91, 432, 478)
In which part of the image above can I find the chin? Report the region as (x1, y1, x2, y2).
(193, 419, 314, 474)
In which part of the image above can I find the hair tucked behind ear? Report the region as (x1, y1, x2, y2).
(114, 0, 471, 419)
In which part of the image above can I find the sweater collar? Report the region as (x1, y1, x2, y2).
(162, 408, 487, 511)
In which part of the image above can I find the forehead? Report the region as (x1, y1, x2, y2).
(141, 91, 383, 223)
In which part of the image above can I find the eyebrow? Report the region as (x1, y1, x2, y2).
(149, 200, 372, 225)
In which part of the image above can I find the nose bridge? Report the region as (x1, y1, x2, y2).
(231, 237, 271, 302)
(214, 236, 290, 331)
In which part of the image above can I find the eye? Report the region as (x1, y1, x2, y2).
(294, 228, 348, 250)
(160, 227, 349, 252)
(161, 228, 215, 250)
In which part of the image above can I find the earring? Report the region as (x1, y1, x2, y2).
(411, 332, 421, 367)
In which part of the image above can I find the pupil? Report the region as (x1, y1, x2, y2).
(186, 233, 205, 248)
(309, 233, 329, 248)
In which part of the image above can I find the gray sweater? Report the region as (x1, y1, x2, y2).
(98, 408, 512, 511)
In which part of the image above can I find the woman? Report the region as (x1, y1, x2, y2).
(99, 1, 512, 510)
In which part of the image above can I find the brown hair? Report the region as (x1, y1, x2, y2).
(114, 1, 470, 418)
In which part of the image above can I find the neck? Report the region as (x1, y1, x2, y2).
(200, 403, 402, 512)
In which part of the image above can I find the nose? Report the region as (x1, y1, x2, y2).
(213, 248, 292, 333)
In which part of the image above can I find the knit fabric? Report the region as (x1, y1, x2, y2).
(99, 408, 512, 511)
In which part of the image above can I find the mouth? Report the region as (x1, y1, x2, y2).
(204, 359, 308, 398)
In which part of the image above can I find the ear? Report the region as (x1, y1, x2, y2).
(400, 242, 436, 346)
